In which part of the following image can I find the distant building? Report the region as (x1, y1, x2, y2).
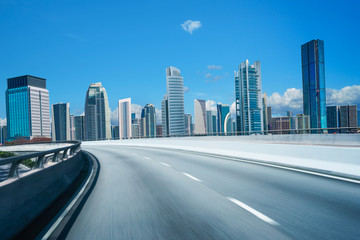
(235, 60, 263, 133)
(0, 125, 7, 145)
(206, 110, 217, 134)
(161, 95, 169, 136)
(111, 126, 119, 140)
(156, 125, 163, 137)
(118, 98, 132, 139)
(165, 66, 185, 136)
(267, 107, 272, 130)
(224, 113, 233, 135)
(132, 118, 141, 138)
(271, 117, 292, 134)
(194, 99, 206, 134)
(301, 39, 327, 129)
(85, 82, 111, 141)
(296, 114, 311, 133)
(287, 111, 296, 131)
(51, 103, 70, 141)
(338, 105, 358, 133)
(217, 104, 230, 134)
(71, 115, 85, 141)
(6, 75, 51, 140)
(326, 106, 338, 133)
(184, 114, 192, 135)
(358, 110, 360, 127)
(263, 93, 268, 132)
(141, 104, 156, 138)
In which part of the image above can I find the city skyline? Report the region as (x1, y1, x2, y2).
(1, 1, 359, 125)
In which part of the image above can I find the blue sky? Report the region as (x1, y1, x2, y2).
(0, 0, 359, 123)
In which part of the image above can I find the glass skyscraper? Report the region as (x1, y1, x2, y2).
(141, 104, 156, 138)
(84, 82, 111, 141)
(6, 75, 51, 140)
(301, 39, 327, 130)
(235, 60, 263, 133)
(217, 104, 230, 133)
(194, 99, 206, 134)
(118, 98, 132, 139)
(51, 103, 70, 141)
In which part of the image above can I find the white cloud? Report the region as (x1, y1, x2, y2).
(155, 108, 162, 125)
(206, 100, 217, 111)
(207, 65, 222, 70)
(205, 73, 223, 83)
(131, 104, 143, 119)
(110, 107, 119, 126)
(326, 85, 360, 106)
(181, 20, 201, 34)
(0, 118, 6, 127)
(184, 86, 190, 93)
(230, 102, 236, 119)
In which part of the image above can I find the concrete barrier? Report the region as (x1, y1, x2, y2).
(0, 152, 84, 240)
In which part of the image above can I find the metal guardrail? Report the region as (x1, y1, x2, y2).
(0, 141, 81, 180)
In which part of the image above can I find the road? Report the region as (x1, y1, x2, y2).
(66, 145, 360, 240)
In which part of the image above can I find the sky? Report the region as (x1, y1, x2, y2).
(0, 0, 359, 125)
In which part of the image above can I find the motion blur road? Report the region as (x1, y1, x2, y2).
(66, 145, 360, 240)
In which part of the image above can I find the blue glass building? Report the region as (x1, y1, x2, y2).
(301, 39, 327, 129)
(217, 104, 230, 133)
(235, 60, 263, 133)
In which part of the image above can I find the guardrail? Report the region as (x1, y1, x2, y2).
(0, 141, 81, 180)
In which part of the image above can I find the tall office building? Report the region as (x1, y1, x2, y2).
(217, 104, 230, 133)
(131, 118, 141, 138)
(301, 39, 327, 129)
(156, 125, 163, 137)
(85, 82, 111, 141)
(262, 93, 268, 132)
(0, 125, 7, 145)
(184, 113, 192, 135)
(206, 110, 217, 134)
(235, 60, 264, 133)
(165, 66, 185, 136)
(326, 106, 338, 133)
(338, 105, 358, 133)
(224, 112, 233, 134)
(296, 114, 311, 132)
(111, 126, 120, 140)
(51, 103, 70, 141)
(267, 106, 272, 130)
(71, 115, 85, 141)
(194, 99, 207, 134)
(161, 95, 169, 136)
(118, 98, 132, 139)
(6, 75, 51, 140)
(141, 104, 156, 138)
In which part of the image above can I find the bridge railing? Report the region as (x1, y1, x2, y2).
(0, 141, 81, 181)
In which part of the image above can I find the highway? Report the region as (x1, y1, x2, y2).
(66, 145, 360, 240)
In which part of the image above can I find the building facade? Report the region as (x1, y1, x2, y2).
(166, 66, 185, 136)
(206, 110, 217, 134)
(6, 75, 51, 140)
(194, 99, 207, 134)
(235, 60, 264, 134)
(111, 126, 120, 140)
(71, 115, 85, 141)
(141, 104, 156, 138)
(326, 106, 338, 133)
(161, 95, 169, 137)
(217, 104, 230, 134)
(184, 113, 192, 135)
(118, 98, 132, 139)
(51, 103, 70, 141)
(301, 39, 327, 129)
(338, 105, 358, 133)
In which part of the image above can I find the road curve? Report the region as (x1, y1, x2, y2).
(65, 145, 360, 240)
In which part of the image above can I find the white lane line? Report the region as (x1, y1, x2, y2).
(227, 197, 279, 226)
(144, 157, 151, 160)
(160, 162, 171, 167)
(42, 168, 95, 239)
(182, 172, 202, 182)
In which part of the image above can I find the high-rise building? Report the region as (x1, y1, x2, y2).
(235, 60, 264, 133)
(358, 110, 360, 127)
(184, 113, 192, 135)
(194, 99, 207, 134)
(0, 125, 7, 145)
(85, 82, 111, 141)
(51, 103, 70, 141)
(161, 95, 169, 137)
(6, 75, 51, 140)
(165, 66, 185, 136)
(301, 39, 327, 129)
(267, 107, 272, 130)
(224, 112, 233, 134)
(111, 126, 120, 140)
(271, 117, 292, 134)
(206, 110, 217, 134)
(156, 125, 163, 137)
(262, 93, 268, 132)
(118, 98, 132, 139)
(217, 104, 230, 133)
(131, 118, 141, 138)
(71, 115, 85, 141)
(141, 104, 156, 138)
(326, 106, 338, 133)
(338, 105, 358, 133)
(296, 114, 311, 133)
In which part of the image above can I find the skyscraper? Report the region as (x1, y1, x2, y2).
(262, 93, 268, 132)
(84, 82, 111, 141)
(118, 98, 132, 139)
(165, 66, 185, 136)
(6, 75, 51, 140)
(161, 95, 169, 136)
(206, 110, 217, 134)
(301, 39, 327, 129)
(71, 115, 85, 141)
(0, 125, 7, 145)
(184, 113, 192, 135)
(51, 103, 70, 141)
(194, 99, 207, 134)
(111, 126, 120, 140)
(141, 104, 156, 138)
(224, 112, 233, 134)
(338, 105, 358, 133)
(326, 106, 338, 133)
(235, 60, 264, 134)
(217, 104, 230, 133)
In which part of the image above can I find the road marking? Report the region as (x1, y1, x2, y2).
(160, 162, 170, 167)
(144, 157, 151, 160)
(41, 168, 95, 240)
(227, 197, 279, 226)
(182, 172, 202, 182)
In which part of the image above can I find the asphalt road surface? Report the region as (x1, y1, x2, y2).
(66, 145, 360, 240)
